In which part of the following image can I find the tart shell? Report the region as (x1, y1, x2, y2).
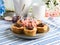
(11, 24, 24, 34)
(37, 24, 49, 33)
(24, 27, 37, 36)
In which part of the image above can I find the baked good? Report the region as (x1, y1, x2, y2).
(37, 23, 49, 33)
(24, 26, 37, 36)
(11, 17, 49, 36)
(11, 23, 24, 34)
(43, 24, 49, 32)
(24, 21, 37, 36)
(36, 20, 42, 25)
(17, 19, 22, 25)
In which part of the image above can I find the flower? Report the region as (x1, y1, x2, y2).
(45, 0, 58, 8)
(0, 0, 5, 16)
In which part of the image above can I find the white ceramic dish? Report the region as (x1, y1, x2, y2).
(10, 29, 48, 39)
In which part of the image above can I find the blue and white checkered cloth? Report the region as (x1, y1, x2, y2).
(0, 0, 5, 16)
(0, 17, 60, 45)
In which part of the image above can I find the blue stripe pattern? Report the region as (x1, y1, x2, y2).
(0, 17, 60, 45)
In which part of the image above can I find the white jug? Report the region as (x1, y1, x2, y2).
(32, 3, 46, 20)
(13, 0, 32, 17)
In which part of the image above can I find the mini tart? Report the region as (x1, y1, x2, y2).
(37, 23, 49, 33)
(17, 19, 22, 25)
(24, 27, 37, 36)
(37, 20, 42, 25)
(11, 24, 24, 34)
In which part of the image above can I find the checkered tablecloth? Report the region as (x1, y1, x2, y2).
(0, 17, 60, 45)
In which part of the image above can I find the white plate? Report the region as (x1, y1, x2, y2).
(10, 29, 48, 39)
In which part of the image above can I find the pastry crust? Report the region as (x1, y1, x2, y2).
(11, 24, 24, 34)
(37, 24, 49, 33)
(17, 20, 22, 25)
(43, 24, 49, 32)
(37, 20, 42, 25)
(24, 27, 37, 36)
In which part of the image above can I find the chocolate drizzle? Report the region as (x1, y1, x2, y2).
(26, 26, 34, 30)
(14, 23, 23, 27)
(37, 23, 44, 27)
